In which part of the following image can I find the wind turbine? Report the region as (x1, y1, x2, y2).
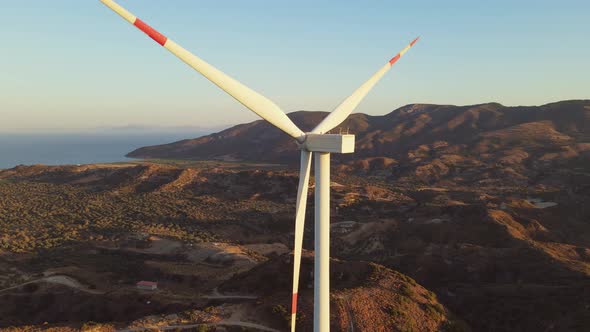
(99, 1, 418, 331)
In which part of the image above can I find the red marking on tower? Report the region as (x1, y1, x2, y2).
(389, 54, 401, 65)
(291, 293, 298, 314)
(134, 18, 168, 46)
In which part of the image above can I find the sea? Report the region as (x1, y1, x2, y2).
(0, 131, 211, 169)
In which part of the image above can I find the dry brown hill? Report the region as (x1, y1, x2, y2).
(127, 100, 590, 167)
(1, 159, 589, 331)
(218, 252, 465, 332)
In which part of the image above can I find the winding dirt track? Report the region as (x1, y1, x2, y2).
(0, 275, 103, 295)
(334, 293, 356, 332)
(2, 277, 277, 331)
(202, 287, 258, 300)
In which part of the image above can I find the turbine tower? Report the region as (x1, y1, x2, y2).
(99, 1, 418, 331)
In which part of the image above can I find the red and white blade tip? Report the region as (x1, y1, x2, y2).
(389, 36, 420, 65)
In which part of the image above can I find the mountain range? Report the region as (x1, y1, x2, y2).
(127, 100, 590, 167)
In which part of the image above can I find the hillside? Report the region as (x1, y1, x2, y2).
(0, 163, 462, 331)
(127, 100, 590, 168)
(219, 253, 461, 331)
(1, 157, 589, 330)
(2, 99, 590, 331)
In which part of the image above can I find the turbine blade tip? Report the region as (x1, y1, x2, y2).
(389, 53, 401, 65)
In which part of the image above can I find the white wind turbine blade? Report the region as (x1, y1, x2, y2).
(99, 0, 305, 140)
(312, 37, 419, 134)
(291, 150, 312, 332)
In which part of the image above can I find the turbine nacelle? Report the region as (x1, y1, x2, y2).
(300, 134, 355, 154)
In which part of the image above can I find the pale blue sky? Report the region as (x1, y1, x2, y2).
(1, 0, 588, 132)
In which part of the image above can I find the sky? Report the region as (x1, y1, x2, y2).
(0, 0, 589, 132)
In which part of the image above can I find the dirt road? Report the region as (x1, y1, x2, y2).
(0, 275, 103, 295)
(202, 287, 258, 300)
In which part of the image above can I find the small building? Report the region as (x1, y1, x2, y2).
(136, 281, 158, 290)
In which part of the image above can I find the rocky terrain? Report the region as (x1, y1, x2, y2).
(1, 100, 590, 331)
(0, 162, 460, 331)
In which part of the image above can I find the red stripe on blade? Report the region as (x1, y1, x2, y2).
(410, 37, 420, 46)
(389, 54, 401, 65)
(291, 293, 298, 314)
(134, 18, 168, 46)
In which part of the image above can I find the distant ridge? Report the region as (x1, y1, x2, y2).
(127, 100, 590, 166)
